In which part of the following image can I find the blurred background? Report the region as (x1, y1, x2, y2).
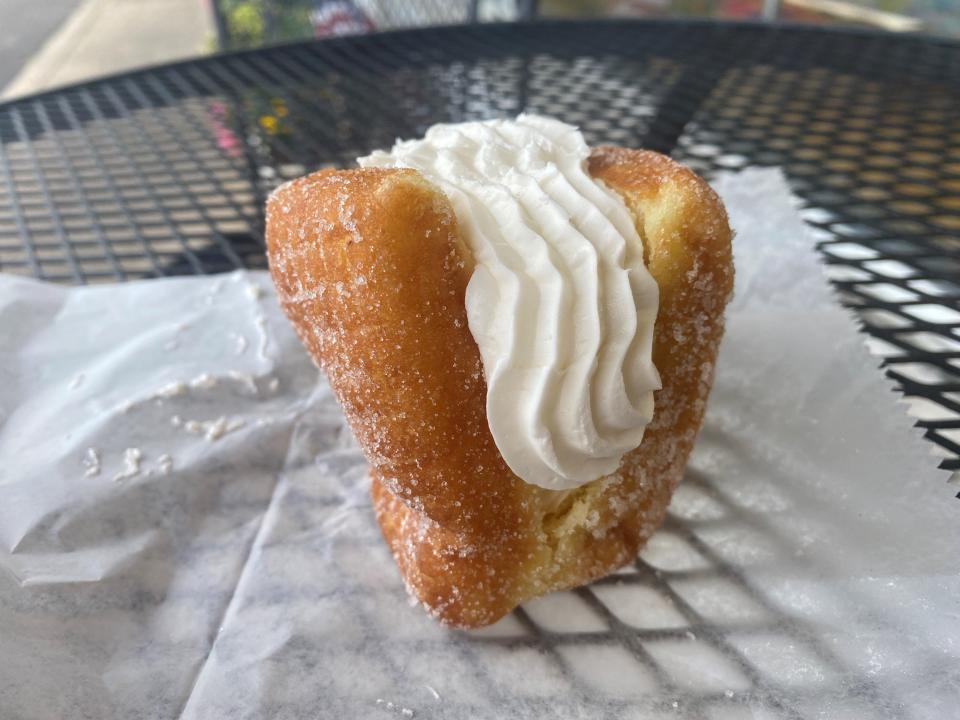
(1, 0, 958, 100)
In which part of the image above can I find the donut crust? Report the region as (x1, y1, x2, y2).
(266, 147, 734, 627)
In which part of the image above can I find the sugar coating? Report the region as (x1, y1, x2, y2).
(181, 416, 246, 442)
(155, 454, 173, 476)
(154, 381, 188, 399)
(112, 448, 142, 482)
(188, 373, 218, 390)
(82, 447, 101, 478)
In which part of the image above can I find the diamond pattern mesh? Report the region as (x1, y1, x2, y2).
(1, 22, 957, 470)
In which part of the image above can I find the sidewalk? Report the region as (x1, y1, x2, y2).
(2, 0, 214, 99)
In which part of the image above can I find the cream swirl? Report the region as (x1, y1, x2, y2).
(359, 115, 660, 490)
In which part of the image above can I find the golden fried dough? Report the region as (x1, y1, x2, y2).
(266, 147, 733, 627)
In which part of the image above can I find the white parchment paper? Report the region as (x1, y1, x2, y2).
(1, 169, 958, 719)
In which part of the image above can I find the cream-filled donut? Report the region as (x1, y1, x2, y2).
(266, 117, 734, 627)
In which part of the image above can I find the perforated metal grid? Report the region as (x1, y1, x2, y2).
(1, 21, 957, 472)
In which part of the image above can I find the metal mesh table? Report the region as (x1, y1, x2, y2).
(0, 20, 957, 719)
(3, 21, 957, 471)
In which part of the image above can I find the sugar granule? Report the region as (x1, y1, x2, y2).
(112, 448, 142, 482)
(82, 447, 101, 477)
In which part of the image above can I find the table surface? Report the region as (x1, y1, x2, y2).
(1, 20, 958, 719)
(2, 20, 957, 470)
(0, 19, 957, 439)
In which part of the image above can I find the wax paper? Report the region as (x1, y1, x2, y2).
(1, 169, 957, 720)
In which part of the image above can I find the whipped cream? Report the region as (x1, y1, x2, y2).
(360, 115, 660, 490)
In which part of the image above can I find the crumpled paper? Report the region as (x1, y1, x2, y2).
(1, 169, 957, 720)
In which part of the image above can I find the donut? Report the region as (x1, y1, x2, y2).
(266, 124, 733, 627)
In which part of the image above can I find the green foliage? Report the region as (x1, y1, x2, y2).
(227, 2, 265, 47)
(220, 0, 315, 49)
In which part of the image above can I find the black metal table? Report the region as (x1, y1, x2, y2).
(1, 19, 958, 478)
